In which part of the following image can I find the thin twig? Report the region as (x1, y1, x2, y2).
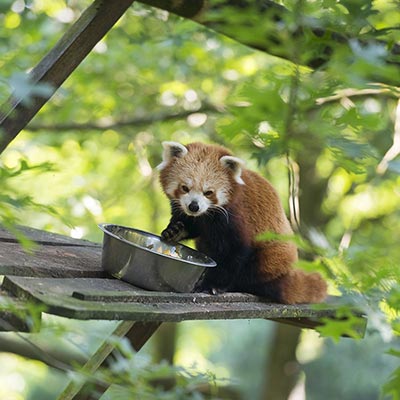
(377, 98, 400, 174)
(286, 155, 301, 231)
(338, 229, 353, 254)
(284, 0, 303, 231)
(316, 86, 399, 106)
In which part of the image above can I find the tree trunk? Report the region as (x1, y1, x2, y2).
(152, 322, 178, 364)
(261, 324, 302, 400)
(261, 132, 328, 399)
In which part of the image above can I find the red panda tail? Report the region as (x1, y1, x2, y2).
(278, 270, 327, 304)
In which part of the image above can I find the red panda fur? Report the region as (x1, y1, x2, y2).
(159, 142, 327, 304)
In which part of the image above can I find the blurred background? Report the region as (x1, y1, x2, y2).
(0, 0, 399, 399)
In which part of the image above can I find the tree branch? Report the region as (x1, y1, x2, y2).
(139, 0, 400, 69)
(0, 333, 87, 370)
(26, 104, 220, 132)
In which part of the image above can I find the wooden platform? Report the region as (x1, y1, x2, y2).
(0, 225, 367, 336)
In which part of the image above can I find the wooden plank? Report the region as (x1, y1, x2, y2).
(0, 241, 104, 278)
(0, 225, 100, 247)
(0, 0, 135, 153)
(1, 276, 366, 335)
(71, 288, 266, 304)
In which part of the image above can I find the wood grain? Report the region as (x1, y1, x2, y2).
(0, 242, 103, 278)
(0, 225, 100, 247)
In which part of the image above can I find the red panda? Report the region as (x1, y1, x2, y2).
(158, 141, 327, 304)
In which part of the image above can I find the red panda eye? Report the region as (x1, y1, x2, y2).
(204, 190, 214, 197)
(181, 185, 190, 193)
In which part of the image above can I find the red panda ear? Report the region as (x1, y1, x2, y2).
(220, 156, 245, 185)
(157, 141, 188, 170)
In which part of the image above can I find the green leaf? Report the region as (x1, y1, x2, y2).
(383, 367, 400, 400)
(316, 306, 366, 342)
(386, 348, 400, 358)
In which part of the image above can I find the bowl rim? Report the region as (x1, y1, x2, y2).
(98, 223, 216, 268)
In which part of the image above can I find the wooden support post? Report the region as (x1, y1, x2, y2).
(124, 320, 163, 351)
(0, 0, 134, 153)
(57, 320, 161, 400)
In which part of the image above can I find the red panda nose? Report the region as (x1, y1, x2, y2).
(188, 201, 200, 213)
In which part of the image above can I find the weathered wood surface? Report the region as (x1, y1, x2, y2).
(0, 242, 103, 278)
(2, 276, 367, 336)
(0, 225, 103, 278)
(0, 225, 99, 247)
(0, 0, 135, 153)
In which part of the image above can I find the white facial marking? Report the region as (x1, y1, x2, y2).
(216, 189, 229, 206)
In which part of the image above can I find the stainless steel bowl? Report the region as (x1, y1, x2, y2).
(98, 224, 216, 292)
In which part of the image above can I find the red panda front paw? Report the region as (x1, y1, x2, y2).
(210, 287, 226, 295)
(195, 284, 227, 295)
(161, 221, 187, 243)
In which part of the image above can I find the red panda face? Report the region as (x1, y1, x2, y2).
(174, 179, 220, 216)
(158, 142, 245, 217)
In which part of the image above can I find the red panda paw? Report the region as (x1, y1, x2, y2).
(194, 282, 227, 295)
(161, 221, 187, 243)
(210, 287, 226, 295)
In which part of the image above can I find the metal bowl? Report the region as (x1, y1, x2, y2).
(98, 224, 216, 292)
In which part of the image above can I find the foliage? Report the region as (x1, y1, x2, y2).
(215, 2, 400, 396)
(94, 339, 224, 400)
(0, 157, 66, 247)
(61, 339, 220, 400)
(1, 0, 400, 399)
(304, 332, 399, 400)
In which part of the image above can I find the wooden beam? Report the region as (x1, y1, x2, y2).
(0, 0, 135, 153)
(57, 320, 161, 400)
(125, 321, 162, 351)
(56, 320, 134, 400)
